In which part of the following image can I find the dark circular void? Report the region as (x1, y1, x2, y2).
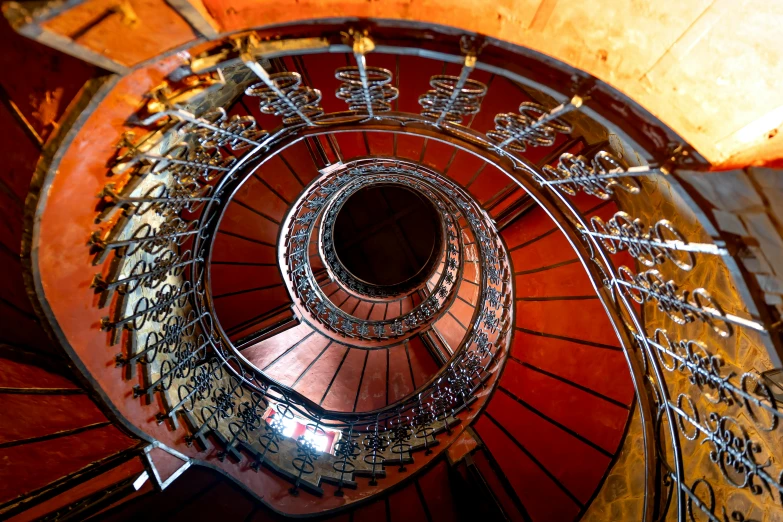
(332, 185, 442, 287)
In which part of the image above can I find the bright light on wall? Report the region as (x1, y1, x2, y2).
(304, 430, 328, 453)
(281, 416, 297, 438)
(274, 412, 332, 453)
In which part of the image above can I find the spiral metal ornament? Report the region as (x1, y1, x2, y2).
(671, 396, 783, 502)
(487, 101, 573, 152)
(290, 428, 321, 495)
(388, 413, 413, 471)
(447, 364, 475, 410)
(412, 396, 437, 455)
(255, 399, 292, 469)
(362, 421, 390, 486)
(131, 142, 236, 186)
(419, 74, 487, 123)
(219, 390, 266, 461)
(540, 150, 641, 200)
(245, 71, 324, 125)
(137, 334, 208, 403)
(616, 266, 736, 338)
(588, 212, 702, 271)
(93, 249, 197, 307)
(98, 182, 217, 225)
(644, 329, 782, 433)
(90, 214, 202, 265)
(185, 377, 241, 449)
(101, 280, 195, 335)
(166, 358, 223, 423)
(335, 66, 399, 112)
(115, 311, 190, 369)
(430, 380, 455, 434)
(187, 108, 268, 151)
(332, 425, 361, 496)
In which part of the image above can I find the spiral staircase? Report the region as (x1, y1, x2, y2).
(1, 2, 783, 521)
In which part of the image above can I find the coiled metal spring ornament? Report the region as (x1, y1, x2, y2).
(419, 74, 487, 124)
(488, 100, 574, 152)
(588, 211, 697, 271)
(245, 71, 324, 125)
(335, 66, 398, 112)
(540, 150, 641, 200)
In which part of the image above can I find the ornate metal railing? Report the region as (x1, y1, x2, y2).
(287, 165, 453, 309)
(280, 159, 498, 347)
(318, 173, 445, 300)
(81, 26, 783, 520)
(89, 36, 514, 500)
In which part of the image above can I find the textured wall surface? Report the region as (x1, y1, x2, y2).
(6, 0, 782, 166)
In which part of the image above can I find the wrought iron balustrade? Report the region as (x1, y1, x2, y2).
(87, 38, 514, 502)
(75, 26, 783, 521)
(279, 159, 501, 350)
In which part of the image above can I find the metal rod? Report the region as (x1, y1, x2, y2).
(583, 230, 729, 256)
(497, 96, 582, 148)
(540, 166, 662, 185)
(613, 278, 766, 332)
(242, 56, 316, 127)
(435, 55, 476, 126)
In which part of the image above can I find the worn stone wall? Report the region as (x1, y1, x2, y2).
(678, 166, 783, 357)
